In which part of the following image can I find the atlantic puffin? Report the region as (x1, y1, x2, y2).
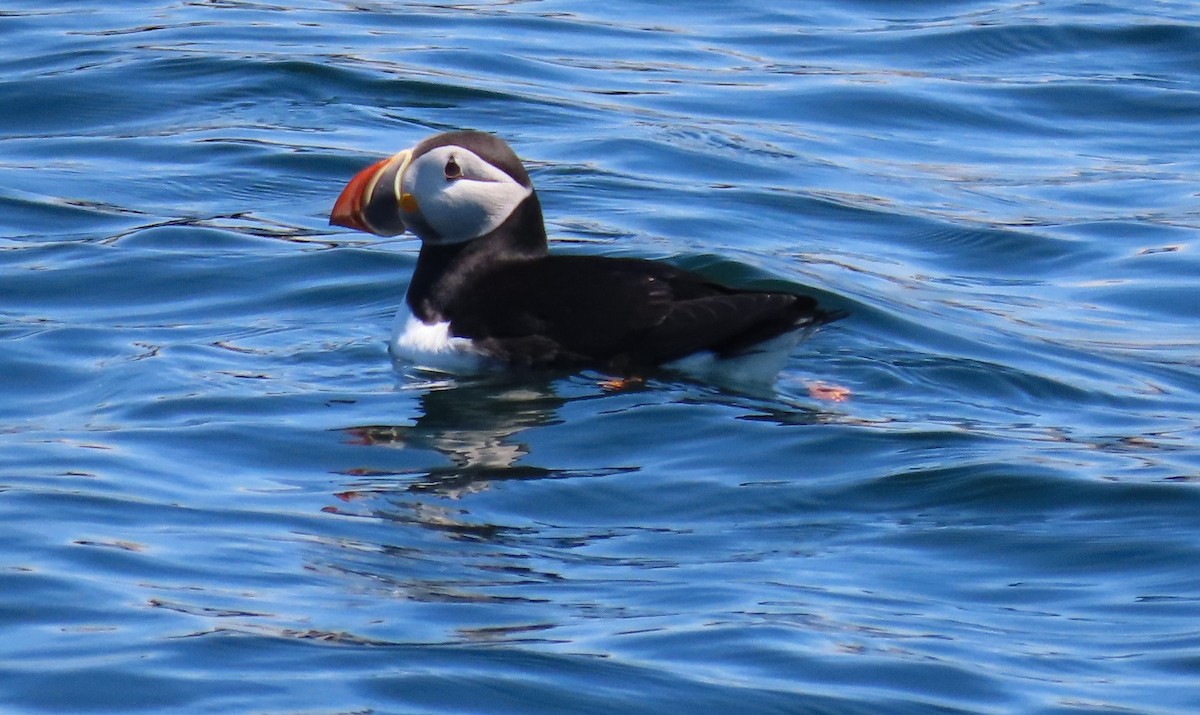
(330, 130, 844, 382)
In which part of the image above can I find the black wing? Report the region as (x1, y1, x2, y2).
(444, 255, 841, 368)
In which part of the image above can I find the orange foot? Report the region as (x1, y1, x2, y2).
(599, 376, 646, 392)
(807, 381, 851, 403)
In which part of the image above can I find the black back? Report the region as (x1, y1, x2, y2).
(402, 132, 844, 370)
(427, 249, 843, 369)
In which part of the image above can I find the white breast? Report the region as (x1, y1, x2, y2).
(388, 307, 489, 374)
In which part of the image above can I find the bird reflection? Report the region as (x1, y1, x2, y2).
(337, 373, 638, 503)
(353, 379, 552, 468)
(316, 372, 835, 628)
(329, 371, 833, 534)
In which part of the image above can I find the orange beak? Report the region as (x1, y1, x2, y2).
(329, 149, 414, 236)
(329, 157, 390, 234)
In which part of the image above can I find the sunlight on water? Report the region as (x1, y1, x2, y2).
(2, 1, 1199, 713)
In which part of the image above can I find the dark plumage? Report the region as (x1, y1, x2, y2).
(330, 130, 844, 378)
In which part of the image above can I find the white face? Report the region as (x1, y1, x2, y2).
(398, 145, 533, 244)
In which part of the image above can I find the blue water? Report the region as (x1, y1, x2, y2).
(3, 1, 1200, 712)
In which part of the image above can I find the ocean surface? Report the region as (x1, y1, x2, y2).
(3, 1, 1200, 713)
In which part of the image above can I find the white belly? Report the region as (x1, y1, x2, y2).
(388, 307, 489, 374)
(664, 330, 802, 386)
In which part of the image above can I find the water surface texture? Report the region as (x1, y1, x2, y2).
(3, 1, 1200, 713)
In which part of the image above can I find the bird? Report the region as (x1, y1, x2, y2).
(329, 130, 845, 383)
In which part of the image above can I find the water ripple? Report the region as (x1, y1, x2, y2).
(3, 2, 1200, 714)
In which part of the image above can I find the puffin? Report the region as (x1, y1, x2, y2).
(329, 130, 844, 382)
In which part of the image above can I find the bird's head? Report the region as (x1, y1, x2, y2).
(330, 131, 537, 246)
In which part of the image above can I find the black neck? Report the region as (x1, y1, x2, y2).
(406, 192, 548, 322)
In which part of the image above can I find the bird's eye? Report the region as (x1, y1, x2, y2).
(444, 157, 462, 180)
